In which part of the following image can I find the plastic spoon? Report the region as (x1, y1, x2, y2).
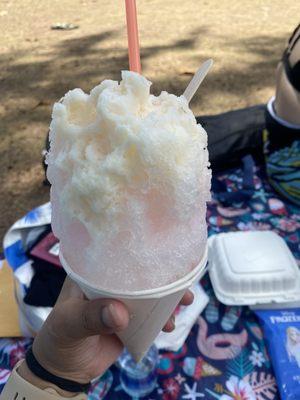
(183, 59, 213, 103)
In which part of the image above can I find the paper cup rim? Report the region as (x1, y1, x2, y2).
(59, 245, 208, 299)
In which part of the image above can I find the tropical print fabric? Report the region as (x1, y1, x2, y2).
(264, 101, 300, 207)
(265, 140, 300, 207)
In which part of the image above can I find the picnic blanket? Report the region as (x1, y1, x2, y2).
(1, 165, 299, 399)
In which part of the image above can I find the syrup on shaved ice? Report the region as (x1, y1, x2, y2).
(47, 71, 211, 291)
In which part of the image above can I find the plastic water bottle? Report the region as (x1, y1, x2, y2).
(118, 345, 158, 397)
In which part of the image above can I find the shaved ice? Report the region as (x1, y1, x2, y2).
(47, 71, 211, 291)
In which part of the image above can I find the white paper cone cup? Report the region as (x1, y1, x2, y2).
(59, 245, 208, 361)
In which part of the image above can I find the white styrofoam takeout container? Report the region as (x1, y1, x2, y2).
(208, 231, 300, 306)
(60, 245, 208, 362)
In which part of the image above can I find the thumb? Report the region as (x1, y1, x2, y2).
(68, 298, 130, 338)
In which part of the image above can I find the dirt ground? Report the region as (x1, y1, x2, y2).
(0, 0, 299, 248)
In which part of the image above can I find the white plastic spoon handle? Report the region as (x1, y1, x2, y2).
(183, 59, 213, 104)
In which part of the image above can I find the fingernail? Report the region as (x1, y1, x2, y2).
(101, 304, 119, 328)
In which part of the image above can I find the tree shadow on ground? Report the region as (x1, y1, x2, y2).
(0, 27, 287, 243)
(0, 27, 287, 141)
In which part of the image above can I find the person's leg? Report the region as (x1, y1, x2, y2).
(264, 24, 300, 206)
(274, 24, 300, 124)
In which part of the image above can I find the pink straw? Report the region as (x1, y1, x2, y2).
(125, 0, 141, 73)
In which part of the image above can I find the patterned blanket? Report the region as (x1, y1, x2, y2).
(1, 166, 299, 399)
